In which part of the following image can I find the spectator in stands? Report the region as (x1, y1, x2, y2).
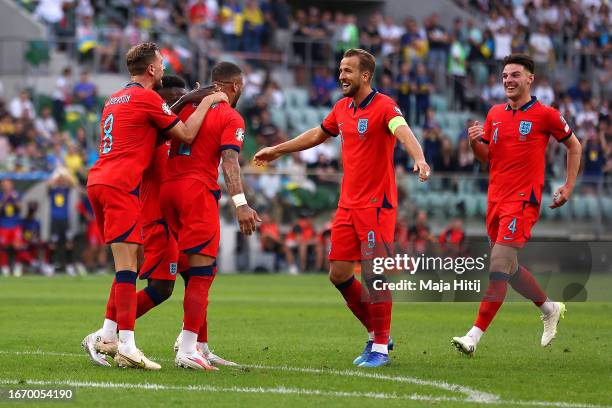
(9, 91, 35, 121)
(73, 70, 97, 111)
(77, 191, 107, 274)
(254, 110, 284, 147)
(414, 62, 432, 126)
(576, 101, 599, 128)
(269, 0, 291, 52)
(76, 14, 97, 62)
(34, 106, 58, 142)
(408, 210, 434, 255)
(220, 0, 243, 51)
(64, 143, 85, 178)
(309, 67, 336, 107)
(335, 14, 359, 60)
(378, 15, 403, 57)
(423, 107, 441, 131)
(438, 218, 467, 257)
(582, 130, 607, 194)
(52, 67, 72, 126)
(20, 201, 45, 275)
(395, 62, 412, 123)
(258, 211, 293, 273)
(286, 214, 317, 273)
(360, 14, 382, 56)
(437, 136, 457, 173)
(425, 13, 450, 85)
(448, 33, 468, 111)
(97, 20, 122, 72)
(423, 127, 442, 170)
(400, 16, 427, 66)
(481, 73, 505, 107)
(493, 25, 512, 61)
(243, 0, 265, 53)
(378, 74, 396, 99)
(534, 77, 555, 106)
(529, 25, 555, 72)
(457, 137, 475, 172)
(315, 220, 332, 272)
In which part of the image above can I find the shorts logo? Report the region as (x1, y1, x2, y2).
(162, 102, 172, 116)
(235, 128, 245, 142)
(518, 120, 532, 139)
(357, 118, 368, 135)
(169, 262, 177, 276)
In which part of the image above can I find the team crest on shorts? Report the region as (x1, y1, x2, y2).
(357, 118, 368, 135)
(169, 262, 177, 276)
(519, 120, 532, 136)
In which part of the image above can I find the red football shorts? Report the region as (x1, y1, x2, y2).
(486, 201, 540, 248)
(0, 226, 24, 247)
(139, 220, 189, 280)
(329, 207, 396, 262)
(87, 184, 142, 245)
(159, 179, 220, 258)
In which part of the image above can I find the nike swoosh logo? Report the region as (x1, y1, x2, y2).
(503, 236, 513, 241)
(119, 353, 145, 368)
(493, 122, 502, 126)
(338, 122, 344, 127)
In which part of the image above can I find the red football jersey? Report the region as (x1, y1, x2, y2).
(140, 139, 170, 225)
(482, 96, 572, 203)
(321, 90, 403, 209)
(87, 83, 180, 192)
(165, 101, 245, 190)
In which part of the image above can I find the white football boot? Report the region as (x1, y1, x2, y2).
(1, 266, 10, 277)
(451, 335, 477, 356)
(81, 331, 112, 367)
(541, 302, 566, 347)
(175, 350, 217, 371)
(204, 350, 239, 367)
(13, 263, 23, 277)
(114, 348, 161, 370)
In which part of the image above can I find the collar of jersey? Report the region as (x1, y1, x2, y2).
(125, 82, 144, 89)
(505, 95, 538, 112)
(348, 89, 378, 110)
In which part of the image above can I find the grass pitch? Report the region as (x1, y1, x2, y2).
(0, 274, 611, 407)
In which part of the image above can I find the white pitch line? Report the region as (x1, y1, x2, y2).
(1, 350, 610, 408)
(0, 378, 464, 404)
(0, 349, 495, 402)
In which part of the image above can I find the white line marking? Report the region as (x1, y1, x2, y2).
(1, 350, 610, 408)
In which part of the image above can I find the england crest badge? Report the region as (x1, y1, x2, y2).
(519, 120, 532, 136)
(357, 118, 368, 135)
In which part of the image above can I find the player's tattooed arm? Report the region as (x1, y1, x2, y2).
(221, 149, 261, 235)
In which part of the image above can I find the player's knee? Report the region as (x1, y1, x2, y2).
(148, 279, 175, 302)
(328, 262, 354, 286)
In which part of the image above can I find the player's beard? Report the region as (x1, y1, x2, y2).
(342, 81, 360, 98)
(231, 89, 242, 108)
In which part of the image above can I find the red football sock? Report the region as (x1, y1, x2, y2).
(510, 265, 547, 306)
(114, 270, 138, 331)
(136, 287, 156, 318)
(474, 272, 509, 332)
(197, 307, 208, 343)
(334, 275, 373, 332)
(183, 265, 215, 334)
(105, 278, 117, 321)
(0, 250, 8, 267)
(371, 301, 392, 345)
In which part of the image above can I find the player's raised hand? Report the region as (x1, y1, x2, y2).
(203, 91, 229, 105)
(550, 184, 572, 209)
(413, 160, 431, 182)
(253, 147, 281, 166)
(236, 205, 261, 235)
(468, 121, 485, 146)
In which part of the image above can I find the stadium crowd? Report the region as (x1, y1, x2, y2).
(1, 0, 610, 274)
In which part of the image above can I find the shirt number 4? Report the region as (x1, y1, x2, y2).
(101, 114, 114, 154)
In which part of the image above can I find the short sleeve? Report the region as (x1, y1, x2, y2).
(383, 100, 407, 134)
(546, 107, 573, 143)
(219, 108, 246, 153)
(142, 90, 180, 132)
(481, 111, 492, 144)
(321, 103, 339, 137)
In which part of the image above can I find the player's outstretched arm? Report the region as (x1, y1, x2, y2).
(550, 134, 582, 209)
(221, 149, 261, 235)
(393, 123, 430, 182)
(468, 121, 489, 164)
(167, 92, 228, 145)
(253, 126, 329, 165)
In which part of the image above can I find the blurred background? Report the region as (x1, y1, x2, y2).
(0, 0, 610, 276)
